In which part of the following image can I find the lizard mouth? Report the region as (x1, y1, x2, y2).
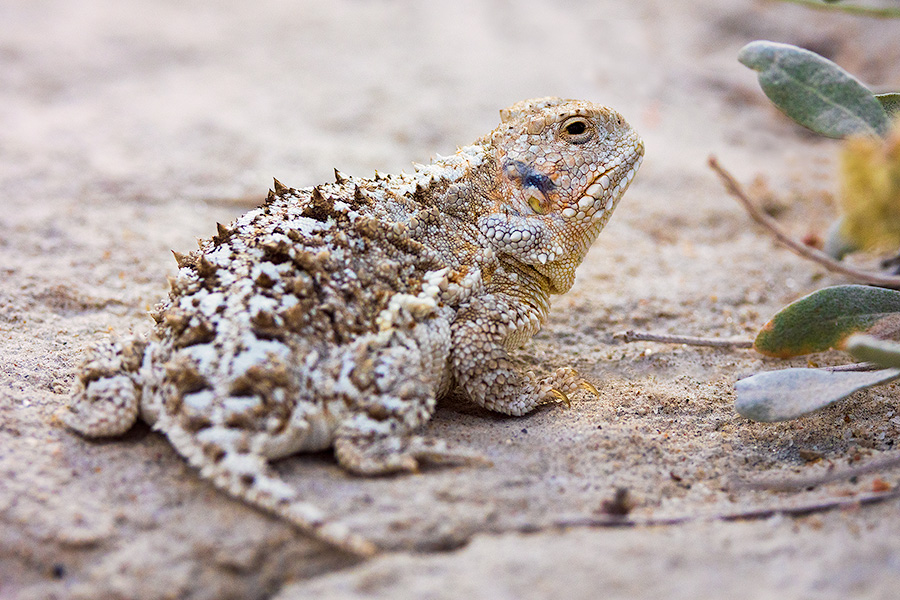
(527, 144, 643, 267)
(562, 146, 644, 223)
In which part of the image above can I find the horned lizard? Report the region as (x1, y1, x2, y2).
(64, 97, 644, 556)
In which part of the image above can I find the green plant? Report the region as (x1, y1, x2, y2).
(731, 40, 900, 421)
(738, 41, 900, 258)
(737, 285, 900, 421)
(772, 0, 900, 19)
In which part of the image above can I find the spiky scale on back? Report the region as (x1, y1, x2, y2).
(64, 98, 644, 556)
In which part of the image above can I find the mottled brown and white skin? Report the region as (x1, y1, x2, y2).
(64, 97, 644, 556)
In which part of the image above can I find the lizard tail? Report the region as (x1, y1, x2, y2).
(161, 419, 378, 558)
(64, 337, 147, 437)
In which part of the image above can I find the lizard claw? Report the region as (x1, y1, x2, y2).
(580, 380, 600, 396)
(550, 388, 571, 407)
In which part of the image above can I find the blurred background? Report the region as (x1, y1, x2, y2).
(3, 2, 900, 599)
(2, 0, 896, 206)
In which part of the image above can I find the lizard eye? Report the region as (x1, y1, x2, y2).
(560, 117, 593, 144)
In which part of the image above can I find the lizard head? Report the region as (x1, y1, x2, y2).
(480, 97, 644, 294)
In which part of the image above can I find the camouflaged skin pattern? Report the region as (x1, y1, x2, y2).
(65, 98, 644, 555)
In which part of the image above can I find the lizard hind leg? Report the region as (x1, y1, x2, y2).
(330, 313, 491, 476)
(64, 337, 148, 437)
(334, 431, 491, 476)
(161, 421, 378, 557)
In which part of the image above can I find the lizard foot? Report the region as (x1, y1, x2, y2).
(335, 434, 491, 476)
(537, 367, 599, 408)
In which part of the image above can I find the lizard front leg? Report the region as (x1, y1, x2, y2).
(450, 294, 591, 416)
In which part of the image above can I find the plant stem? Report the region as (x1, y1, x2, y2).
(733, 452, 900, 491)
(614, 330, 753, 348)
(708, 156, 900, 290)
(770, 0, 900, 18)
(544, 488, 900, 529)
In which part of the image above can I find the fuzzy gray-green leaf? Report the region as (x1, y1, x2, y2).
(876, 93, 900, 120)
(847, 334, 900, 369)
(738, 41, 890, 138)
(734, 367, 900, 422)
(754, 285, 900, 357)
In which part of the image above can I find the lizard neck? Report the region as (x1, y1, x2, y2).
(486, 257, 553, 349)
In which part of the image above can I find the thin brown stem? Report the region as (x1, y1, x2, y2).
(733, 453, 900, 491)
(769, 0, 900, 18)
(614, 330, 753, 348)
(546, 487, 900, 530)
(708, 156, 900, 289)
(822, 361, 881, 372)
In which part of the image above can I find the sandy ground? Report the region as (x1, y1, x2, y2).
(3, 1, 900, 598)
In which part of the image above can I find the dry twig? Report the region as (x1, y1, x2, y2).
(770, 0, 900, 19)
(614, 330, 753, 348)
(708, 156, 900, 290)
(733, 453, 900, 492)
(545, 487, 900, 531)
